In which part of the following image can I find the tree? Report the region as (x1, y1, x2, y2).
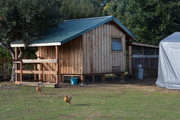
(61, 0, 104, 20)
(125, 0, 180, 45)
(0, 45, 12, 80)
(103, 0, 127, 23)
(105, 0, 180, 45)
(0, 0, 64, 82)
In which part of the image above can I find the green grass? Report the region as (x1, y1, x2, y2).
(105, 74, 118, 78)
(1, 82, 180, 120)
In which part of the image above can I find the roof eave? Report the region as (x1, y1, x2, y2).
(112, 16, 136, 40)
(11, 42, 61, 47)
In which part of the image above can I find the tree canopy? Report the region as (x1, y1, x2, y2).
(0, 0, 64, 81)
(0, 0, 63, 51)
(60, 0, 105, 20)
(105, 0, 180, 45)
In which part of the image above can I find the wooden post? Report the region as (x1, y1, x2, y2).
(93, 75, 95, 82)
(59, 74, 62, 83)
(102, 74, 105, 82)
(15, 47, 18, 81)
(81, 75, 84, 83)
(128, 46, 132, 78)
(142, 47, 144, 55)
(38, 47, 42, 81)
(39, 63, 43, 81)
(121, 72, 124, 80)
(55, 46, 59, 85)
(34, 64, 37, 80)
(20, 60, 22, 82)
(62, 75, 64, 83)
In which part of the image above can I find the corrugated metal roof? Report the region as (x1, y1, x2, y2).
(11, 16, 136, 47)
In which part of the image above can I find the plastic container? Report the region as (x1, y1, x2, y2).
(136, 68, 144, 79)
(138, 64, 142, 68)
(70, 78, 78, 85)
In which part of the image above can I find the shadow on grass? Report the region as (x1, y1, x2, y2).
(74, 103, 97, 106)
(104, 76, 157, 86)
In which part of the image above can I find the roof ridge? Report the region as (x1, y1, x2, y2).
(64, 16, 112, 22)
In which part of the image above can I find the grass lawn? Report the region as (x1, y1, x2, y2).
(0, 81, 180, 120)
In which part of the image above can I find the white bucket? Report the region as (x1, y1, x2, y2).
(138, 64, 142, 68)
(136, 68, 144, 79)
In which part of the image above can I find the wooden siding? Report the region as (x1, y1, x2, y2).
(39, 36, 83, 82)
(82, 24, 126, 74)
(39, 23, 126, 82)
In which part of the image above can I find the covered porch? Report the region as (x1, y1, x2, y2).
(14, 46, 61, 87)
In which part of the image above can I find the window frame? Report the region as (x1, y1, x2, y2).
(110, 36, 123, 52)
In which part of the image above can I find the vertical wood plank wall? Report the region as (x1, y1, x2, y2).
(39, 23, 126, 82)
(82, 24, 126, 74)
(38, 36, 83, 82)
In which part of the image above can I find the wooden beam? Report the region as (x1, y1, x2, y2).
(121, 72, 124, 80)
(15, 70, 57, 74)
(15, 59, 57, 63)
(39, 63, 43, 80)
(34, 64, 37, 80)
(15, 47, 18, 81)
(142, 47, 144, 55)
(132, 55, 159, 58)
(55, 46, 59, 84)
(128, 46, 132, 76)
(81, 75, 84, 83)
(102, 74, 105, 82)
(126, 42, 159, 48)
(20, 60, 22, 82)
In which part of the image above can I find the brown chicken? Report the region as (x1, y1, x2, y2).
(36, 86, 42, 93)
(64, 95, 72, 106)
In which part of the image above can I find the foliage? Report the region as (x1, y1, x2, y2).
(105, 0, 180, 45)
(103, 0, 127, 23)
(0, 45, 12, 60)
(61, 0, 104, 19)
(0, 0, 63, 46)
(0, 45, 12, 79)
(0, 0, 64, 81)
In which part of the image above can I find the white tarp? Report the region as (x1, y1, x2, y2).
(156, 32, 180, 89)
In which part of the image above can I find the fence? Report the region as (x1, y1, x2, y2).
(0, 59, 35, 81)
(132, 55, 159, 76)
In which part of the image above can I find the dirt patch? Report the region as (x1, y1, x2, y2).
(144, 91, 153, 96)
(89, 111, 101, 118)
(1, 77, 180, 93)
(58, 77, 180, 93)
(0, 85, 20, 91)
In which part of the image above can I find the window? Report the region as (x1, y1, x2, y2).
(111, 38, 122, 51)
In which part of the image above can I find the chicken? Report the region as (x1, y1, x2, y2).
(36, 86, 42, 93)
(64, 95, 72, 106)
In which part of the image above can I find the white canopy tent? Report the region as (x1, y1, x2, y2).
(156, 32, 180, 89)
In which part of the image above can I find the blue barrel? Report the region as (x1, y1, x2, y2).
(136, 68, 144, 79)
(70, 78, 78, 85)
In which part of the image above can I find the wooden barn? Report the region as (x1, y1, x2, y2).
(11, 16, 136, 87)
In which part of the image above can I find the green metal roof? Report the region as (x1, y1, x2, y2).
(11, 16, 136, 47)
